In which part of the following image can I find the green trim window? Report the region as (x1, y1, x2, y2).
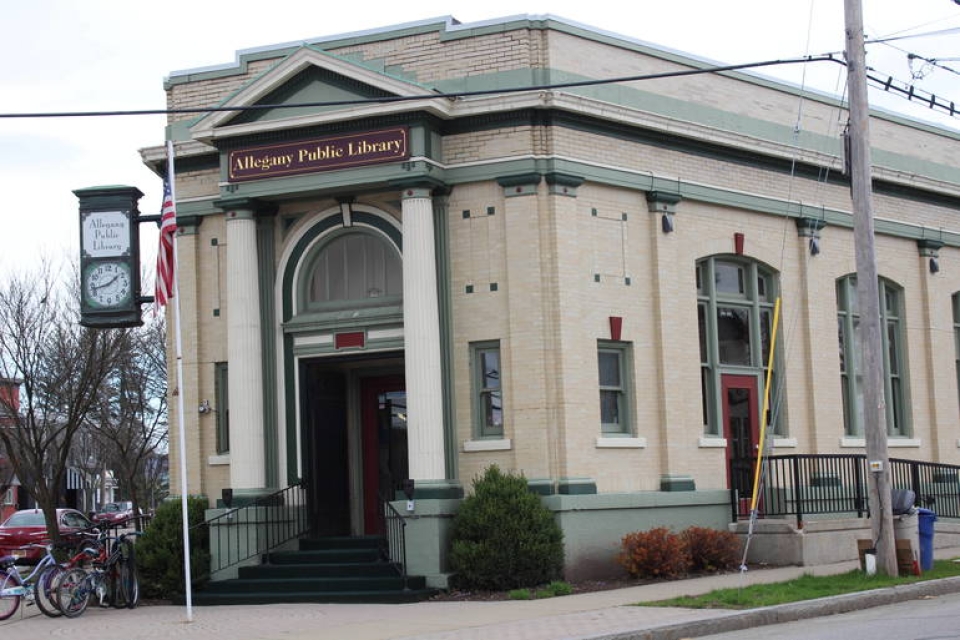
(696, 256, 781, 436)
(215, 362, 230, 454)
(954, 293, 960, 416)
(303, 231, 402, 311)
(836, 275, 908, 437)
(471, 342, 503, 438)
(598, 341, 632, 434)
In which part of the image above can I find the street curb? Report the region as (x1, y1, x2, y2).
(594, 576, 960, 640)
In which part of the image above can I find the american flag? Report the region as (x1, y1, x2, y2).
(155, 179, 177, 308)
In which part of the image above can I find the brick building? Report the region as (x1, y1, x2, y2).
(142, 16, 960, 583)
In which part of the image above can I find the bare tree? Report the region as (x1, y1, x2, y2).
(0, 263, 126, 540)
(90, 315, 168, 529)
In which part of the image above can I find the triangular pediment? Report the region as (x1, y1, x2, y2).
(191, 47, 450, 142)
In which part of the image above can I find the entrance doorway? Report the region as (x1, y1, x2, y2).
(360, 376, 408, 534)
(300, 360, 407, 537)
(722, 374, 760, 513)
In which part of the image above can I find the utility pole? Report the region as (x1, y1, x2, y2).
(844, 0, 897, 577)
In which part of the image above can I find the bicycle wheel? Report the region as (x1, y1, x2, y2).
(55, 568, 92, 618)
(34, 565, 63, 618)
(118, 542, 139, 608)
(0, 569, 21, 621)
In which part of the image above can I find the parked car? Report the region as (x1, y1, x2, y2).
(0, 508, 95, 564)
(94, 501, 142, 526)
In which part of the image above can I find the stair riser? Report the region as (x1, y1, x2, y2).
(203, 577, 421, 594)
(240, 564, 399, 579)
(268, 550, 381, 564)
(180, 590, 437, 606)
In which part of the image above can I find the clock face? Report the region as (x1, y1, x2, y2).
(85, 262, 132, 308)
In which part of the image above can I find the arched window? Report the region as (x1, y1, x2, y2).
(836, 275, 908, 437)
(304, 231, 402, 309)
(696, 256, 782, 436)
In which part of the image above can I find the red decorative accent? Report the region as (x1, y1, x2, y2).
(516, 186, 522, 193)
(406, 190, 413, 196)
(734, 232, 745, 255)
(335, 331, 365, 349)
(609, 316, 623, 341)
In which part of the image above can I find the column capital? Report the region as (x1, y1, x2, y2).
(389, 176, 447, 196)
(213, 197, 278, 218)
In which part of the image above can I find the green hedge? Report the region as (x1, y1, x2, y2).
(136, 496, 210, 599)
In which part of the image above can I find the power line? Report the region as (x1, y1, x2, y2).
(0, 54, 841, 119)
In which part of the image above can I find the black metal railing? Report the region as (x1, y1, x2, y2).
(731, 454, 960, 527)
(378, 491, 408, 588)
(192, 481, 309, 579)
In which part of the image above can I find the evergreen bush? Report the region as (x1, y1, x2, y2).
(136, 496, 211, 599)
(449, 465, 564, 590)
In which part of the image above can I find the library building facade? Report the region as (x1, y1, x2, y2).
(141, 16, 960, 583)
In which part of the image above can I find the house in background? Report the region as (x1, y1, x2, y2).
(0, 378, 21, 521)
(141, 15, 960, 585)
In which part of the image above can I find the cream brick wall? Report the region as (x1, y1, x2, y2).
(164, 18, 960, 508)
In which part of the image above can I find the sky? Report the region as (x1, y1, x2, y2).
(1, 0, 957, 285)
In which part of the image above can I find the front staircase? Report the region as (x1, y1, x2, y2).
(187, 535, 437, 605)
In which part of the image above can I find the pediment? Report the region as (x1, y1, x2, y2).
(191, 47, 449, 142)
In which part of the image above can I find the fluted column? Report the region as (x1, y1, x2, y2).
(225, 207, 266, 492)
(401, 187, 446, 480)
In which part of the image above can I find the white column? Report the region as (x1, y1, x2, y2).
(401, 187, 446, 480)
(226, 207, 266, 491)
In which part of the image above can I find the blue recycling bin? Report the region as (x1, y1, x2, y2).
(917, 508, 937, 571)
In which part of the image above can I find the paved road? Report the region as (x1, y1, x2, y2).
(700, 590, 960, 640)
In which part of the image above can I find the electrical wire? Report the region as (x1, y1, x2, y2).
(0, 54, 842, 119)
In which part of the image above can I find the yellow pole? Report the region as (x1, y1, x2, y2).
(750, 296, 781, 512)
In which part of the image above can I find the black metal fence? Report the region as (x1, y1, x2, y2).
(192, 481, 309, 579)
(378, 492, 408, 587)
(731, 454, 960, 527)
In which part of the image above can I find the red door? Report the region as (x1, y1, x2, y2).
(721, 374, 760, 514)
(360, 376, 407, 534)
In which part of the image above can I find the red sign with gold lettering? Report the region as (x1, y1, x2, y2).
(228, 127, 409, 182)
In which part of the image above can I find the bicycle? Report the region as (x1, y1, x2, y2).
(55, 530, 140, 618)
(0, 542, 81, 620)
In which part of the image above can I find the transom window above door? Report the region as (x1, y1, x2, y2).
(305, 231, 402, 309)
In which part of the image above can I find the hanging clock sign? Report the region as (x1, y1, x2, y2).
(75, 186, 145, 328)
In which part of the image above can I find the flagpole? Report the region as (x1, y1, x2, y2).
(166, 139, 194, 622)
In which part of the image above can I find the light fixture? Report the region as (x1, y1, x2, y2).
(661, 213, 674, 234)
(198, 399, 211, 414)
(809, 237, 820, 256)
(930, 257, 940, 274)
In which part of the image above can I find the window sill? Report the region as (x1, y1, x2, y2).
(841, 437, 921, 448)
(698, 437, 727, 448)
(208, 454, 230, 466)
(463, 438, 511, 452)
(596, 436, 647, 448)
(772, 438, 797, 448)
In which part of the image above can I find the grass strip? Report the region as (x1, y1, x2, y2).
(641, 559, 960, 610)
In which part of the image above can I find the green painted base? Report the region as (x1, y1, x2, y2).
(216, 488, 279, 508)
(398, 480, 463, 500)
(660, 475, 696, 491)
(527, 479, 555, 496)
(557, 478, 597, 495)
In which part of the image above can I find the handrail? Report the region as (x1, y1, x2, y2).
(377, 491, 408, 589)
(191, 481, 309, 579)
(731, 454, 960, 527)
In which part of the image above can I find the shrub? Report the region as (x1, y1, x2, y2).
(682, 526, 743, 573)
(537, 580, 574, 598)
(449, 465, 564, 590)
(136, 496, 211, 599)
(618, 527, 690, 579)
